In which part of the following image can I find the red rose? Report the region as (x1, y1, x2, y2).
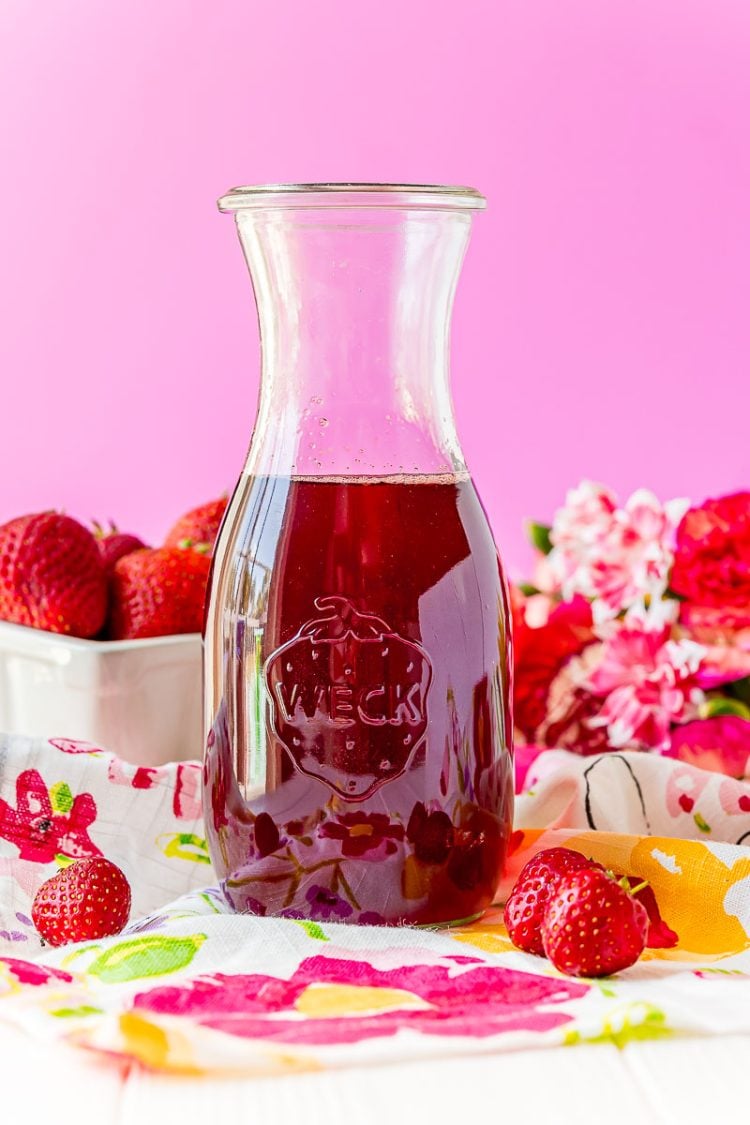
(671, 492, 750, 607)
(514, 596, 594, 739)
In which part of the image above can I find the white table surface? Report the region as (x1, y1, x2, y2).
(0, 1022, 742, 1125)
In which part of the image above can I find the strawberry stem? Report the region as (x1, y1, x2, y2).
(606, 869, 649, 896)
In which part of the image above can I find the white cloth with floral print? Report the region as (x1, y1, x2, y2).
(517, 747, 750, 844)
(2, 734, 750, 1097)
(0, 734, 207, 949)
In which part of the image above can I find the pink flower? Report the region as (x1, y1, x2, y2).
(550, 481, 617, 566)
(0, 769, 101, 863)
(133, 955, 588, 1045)
(668, 717, 750, 779)
(0, 958, 73, 986)
(581, 627, 705, 751)
(513, 745, 545, 793)
(530, 553, 562, 597)
(681, 603, 750, 633)
(548, 482, 687, 621)
(677, 605, 750, 690)
(696, 645, 750, 691)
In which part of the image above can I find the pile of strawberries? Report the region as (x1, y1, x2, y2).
(0, 497, 227, 641)
(504, 847, 651, 977)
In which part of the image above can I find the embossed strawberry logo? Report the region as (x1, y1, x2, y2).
(265, 596, 432, 800)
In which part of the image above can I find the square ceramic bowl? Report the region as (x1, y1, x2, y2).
(0, 621, 202, 766)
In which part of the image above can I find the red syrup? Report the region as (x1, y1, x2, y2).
(203, 474, 514, 926)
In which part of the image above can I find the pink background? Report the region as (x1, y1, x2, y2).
(1, 0, 748, 574)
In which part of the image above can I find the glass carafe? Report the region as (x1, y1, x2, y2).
(204, 184, 513, 926)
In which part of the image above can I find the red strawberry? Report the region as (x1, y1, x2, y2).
(619, 875, 678, 949)
(0, 512, 107, 638)
(504, 847, 596, 955)
(164, 496, 228, 553)
(109, 547, 211, 639)
(93, 521, 148, 573)
(542, 867, 649, 977)
(32, 857, 131, 946)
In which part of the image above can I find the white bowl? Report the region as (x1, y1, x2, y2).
(0, 621, 202, 766)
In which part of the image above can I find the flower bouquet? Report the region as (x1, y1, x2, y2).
(514, 482, 750, 778)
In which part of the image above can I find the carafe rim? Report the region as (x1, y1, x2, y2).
(218, 182, 486, 213)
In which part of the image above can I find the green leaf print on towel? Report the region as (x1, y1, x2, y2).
(49, 782, 74, 814)
(86, 934, 206, 983)
(564, 1001, 671, 1049)
(158, 833, 212, 864)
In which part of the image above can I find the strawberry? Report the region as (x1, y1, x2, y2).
(109, 547, 211, 639)
(0, 512, 107, 638)
(93, 520, 148, 573)
(542, 867, 649, 977)
(504, 847, 596, 955)
(164, 496, 228, 553)
(32, 857, 131, 946)
(619, 875, 678, 949)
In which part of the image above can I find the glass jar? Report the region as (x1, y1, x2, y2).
(203, 184, 513, 926)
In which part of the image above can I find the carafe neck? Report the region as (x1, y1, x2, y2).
(230, 195, 479, 479)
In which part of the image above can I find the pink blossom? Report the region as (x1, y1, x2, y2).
(0, 769, 101, 863)
(668, 717, 750, 779)
(678, 606, 750, 690)
(550, 480, 617, 563)
(523, 593, 555, 628)
(680, 603, 750, 633)
(530, 553, 562, 597)
(697, 646, 750, 690)
(134, 955, 588, 1045)
(0, 959, 73, 986)
(514, 744, 545, 793)
(548, 482, 688, 620)
(581, 626, 705, 751)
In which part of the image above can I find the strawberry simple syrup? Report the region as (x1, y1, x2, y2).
(204, 473, 513, 926)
